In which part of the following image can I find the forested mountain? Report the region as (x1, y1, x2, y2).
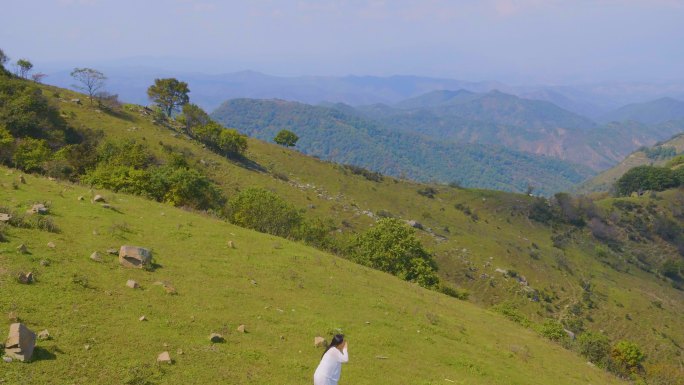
(599, 97, 684, 124)
(211, 98, 594, 195)
(578, 132, 684, 193)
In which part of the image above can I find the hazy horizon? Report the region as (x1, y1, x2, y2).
(3, 0, 684, 85)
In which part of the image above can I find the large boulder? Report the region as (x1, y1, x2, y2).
(4, 323, 36, 362)
(119, 246, 152, 269)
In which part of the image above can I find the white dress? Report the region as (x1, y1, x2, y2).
(313, 346, 349, 385)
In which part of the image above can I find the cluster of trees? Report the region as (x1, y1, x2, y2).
(614, 165, 684, 196)
(177, 103, 247, 157)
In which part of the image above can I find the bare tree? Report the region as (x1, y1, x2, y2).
(70, 67, 107, 105)
(31, 73, 47, 83)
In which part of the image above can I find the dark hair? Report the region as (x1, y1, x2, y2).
(322, 334, 344, 358)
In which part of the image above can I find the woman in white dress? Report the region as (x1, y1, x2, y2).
(313, 334, 349, 385)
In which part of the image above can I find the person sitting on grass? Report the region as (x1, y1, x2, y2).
(313, 334, 349, 385)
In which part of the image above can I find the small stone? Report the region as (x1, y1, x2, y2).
(93, 195, 105, 203)
(40, 260, 50, 267)
(78, 196, 84, 201)
(177, 349, 184, 355)
(29, 203, 48, 215)
(163, 282, 177, 295)
(228, 240, 235, 249)
(18, 175, 26, 184)
(3, 356, 12, 363)
(84, 344, 91, 351)
(126, 280, 139, 289)
(236, 324, 246, 333)
(0, 213, 11, 222)
(90, 252, 103, 262)
(16, 244, 28, 254)
(209, 333, 224, 343)
(37, 330, 50, 341)
(47, 241, 55, 248)
(314, 336, 326, 347)
(106, 248, 118, 255)
(250, 279, 257, 285)
(101, 204, 111, 209)
(139, 315, 147, 322)
(157, 351, 172, 364)
(18, 272, 33, 284)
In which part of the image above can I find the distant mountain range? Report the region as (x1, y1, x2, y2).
(212, 98, 595, 195)
(44, 67, 684, 115)
(598, 97, 684, 124)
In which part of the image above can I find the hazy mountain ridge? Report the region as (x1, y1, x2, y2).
(599, 97, 684, 124)
(211, 98, 594, 195)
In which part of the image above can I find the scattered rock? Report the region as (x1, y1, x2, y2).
(139, 315, 147, 322)
(2, 356, 12, 363)
(228, 240, 235, 249)
(564, 329, 576, 340)
(92, 195, 105, 203)
(47, 241, 55, 249)
(236, 324, 246, 333)
(77, 196, 85, 201)
(177, 348, 184, 355)
(119, 246, 152, 269)
(157, 351, 172, 364)
(39, 260, 50, 267)
(314, 336, 326, 347)
(101, 204, 111, 209)
(209, 333, 224, 343)
(250, 279, 257, 286)
(18, 175, 26, 184)
(90, 252, 103, 262)
(495, 268, 508, 275)
(0, 213, 11, 222)
(37, 330, 50, 341)
(84, 344, 91, 351)
(18, 272, 33, 284)
(126, 280, 139, 289)
(70, 98, 81, 105)
(29, 203, 48, 214)
(16, 244, 28, 254)
(106, 248, 118, 255)
(407, 220, 423, 230)
(4, 323, 36, 362)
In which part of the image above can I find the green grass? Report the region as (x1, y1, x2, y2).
(0, 170, 623, 385)
(3, 83, 683, 382)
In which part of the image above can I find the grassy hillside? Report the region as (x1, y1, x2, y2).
(578, 133, 684, 193)
(0, 170, 626, 385)
(211, 98, 594, 195)
(2, 80, 684, 383)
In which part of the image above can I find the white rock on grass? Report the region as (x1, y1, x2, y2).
(157, 351, 172, 364)
(126, 280, 139, 289)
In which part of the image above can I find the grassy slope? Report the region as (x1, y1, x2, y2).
(4, 84, 683, 379)
(578, 133, 684, 193)
(0, 171, 623, 385)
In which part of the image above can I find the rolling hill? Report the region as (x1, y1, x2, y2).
(1, 76, 683, 383)
(211, 98, 594, 195)
(578, 132, 684, 193)
(599, 97, 684, 125)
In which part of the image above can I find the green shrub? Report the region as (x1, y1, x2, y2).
(538, 319, 566, 341)
(611, 340, 645, 374)
(350, 218, 439, 289)
(227, 188, 304, 238)
(439, 284, 469, 300)
(13, 137, 51, 172)
(615, 165, 679, 196)
(146, 165, 224, 210)
(491, 302, 530, 327)
(578, 331, 611, 367)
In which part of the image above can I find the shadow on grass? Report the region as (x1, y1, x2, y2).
(32, 346, 59, 361)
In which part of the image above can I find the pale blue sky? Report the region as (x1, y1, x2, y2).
(2, 0, 683, 83)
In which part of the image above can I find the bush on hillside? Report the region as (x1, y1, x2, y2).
(13, 137, 52, 172)
(611, 340, 645, 375)
(350, 218, 439, 289)
(538, 319, 566, 342)
(227, 188, 304, 238)
(615, 165, 680, 196)
(342, 164, 383, 182)
(146, 165, 224, 210)
(578, 331, 611, 367)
